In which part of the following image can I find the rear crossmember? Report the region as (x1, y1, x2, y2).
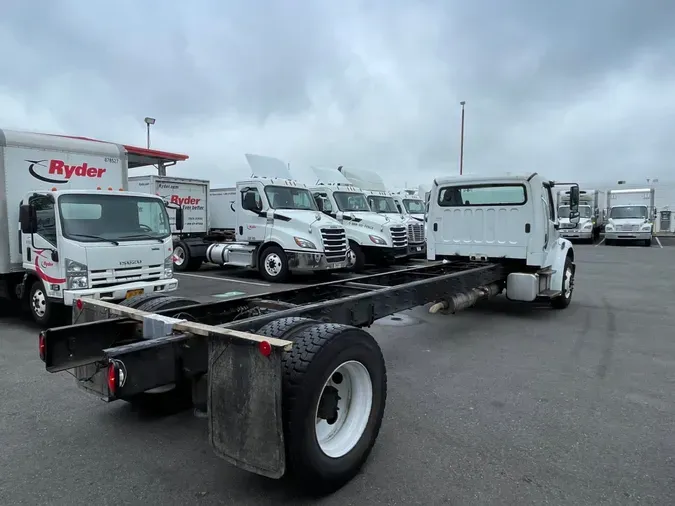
(40, 261, 505, 491)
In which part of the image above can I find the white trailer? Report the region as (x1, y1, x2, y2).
(604, 188, 655, 246)
(307, 166, 411, 270)
(204, 154, 353, 282)
(0, 129, 179, 325)
(556, 188, 605, 242)
(128, 175, 217, 271)
(337, 166, 426, 258)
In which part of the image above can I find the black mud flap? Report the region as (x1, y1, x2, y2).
(208, 337, 285, 479)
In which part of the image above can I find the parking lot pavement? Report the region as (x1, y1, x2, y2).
(2, 247, 675, 505)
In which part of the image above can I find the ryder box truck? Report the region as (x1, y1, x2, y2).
(0, 129, 180, 325)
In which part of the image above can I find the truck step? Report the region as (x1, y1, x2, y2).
(537, 268, 556, 275)
(539, 289, 561, 298)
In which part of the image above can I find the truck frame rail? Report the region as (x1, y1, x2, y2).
(43, 261, 503, 375)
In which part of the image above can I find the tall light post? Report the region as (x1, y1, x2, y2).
(144, 117, 156, 149)
(459, 101, 466, 175)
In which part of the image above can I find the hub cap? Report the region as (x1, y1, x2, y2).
(563, 266, 574, 298)
(315, 360, 373, 458)
(32, 287, 47, 318)
(264, 253, 283, 277)
(173, 246, 186, 266)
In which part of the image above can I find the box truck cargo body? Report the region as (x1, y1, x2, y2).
(0, 129, 178, 324)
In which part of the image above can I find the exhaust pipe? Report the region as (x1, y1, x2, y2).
(429, 283, 502, 314)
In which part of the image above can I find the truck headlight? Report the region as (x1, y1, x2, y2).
(641, 224, 652, 231)
(293, 237, 316, 249)
(163, 254, 173, 278)
(369, 235, 387, 245)
(605, 224, 614, 231)
(65, 259, 89, 289)
(582, 223, 593, 230)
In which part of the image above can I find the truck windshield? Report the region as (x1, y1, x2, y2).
(403, 199, 425, 214)
(367, 196, 399, 213)
(58, 194, 171, 242)
(334, 191, 371, 212)
(265, 186, 317, 210)
(559, 205, 592, 219)
(610, 205, 648, 219)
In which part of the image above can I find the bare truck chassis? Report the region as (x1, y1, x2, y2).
(41, 261, 507, 492)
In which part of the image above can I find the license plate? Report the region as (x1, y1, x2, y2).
(126, 289, 144, 299)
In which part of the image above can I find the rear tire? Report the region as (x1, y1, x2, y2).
(124, 295, 199, 414)
(551, 256, 574, 310)
(270, 322, 387, 493)
(118, 293, 166, 309)
(173, 242, 202, 272)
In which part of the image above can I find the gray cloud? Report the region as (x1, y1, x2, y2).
(2, 0, 674, 187)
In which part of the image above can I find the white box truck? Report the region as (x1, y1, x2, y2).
(604, 188, 655, 246)
(0, 129, 179, 325)
(556, 188, 605, 242)
(203, 154, 353, 282)
(337, 166, 426, 258)
(128, 175, 216, 271)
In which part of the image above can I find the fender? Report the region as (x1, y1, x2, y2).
(549, 238, 575, 291)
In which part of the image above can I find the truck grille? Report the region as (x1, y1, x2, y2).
(616, 224, 639, 231)
(390, 226, 408, 248)
(407, 222, 424, 244)
(89, 264, 163, 288)
(320, 228, 348, 263)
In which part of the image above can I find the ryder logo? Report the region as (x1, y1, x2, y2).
(169, 195, 201, 206)
(27, 159, 107, 184)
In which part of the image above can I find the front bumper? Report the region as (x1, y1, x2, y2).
(605, 231, 652, 241)
(407, 242, 427, 257)
(63, 278, 179, 306)
(287, 250, 352, 272)
(560, 229, 593, 240)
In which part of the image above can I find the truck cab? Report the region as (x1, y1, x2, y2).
(427, 173, 580, 307)
(391, 189, 426, 222)
(205, 155, 352, 282)
(604, 188, 655, 246)
(19, 189, 176, 323)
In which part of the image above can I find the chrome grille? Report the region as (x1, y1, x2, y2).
(89, 264, 163, 288)
(390, 226, 408, 248)
(320, 227, 348, 262)
(407, 222, 424, 243)
(617, 224, 639, 231)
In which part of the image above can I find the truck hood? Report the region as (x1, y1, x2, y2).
(559, 217, 592, 226)
(607, 218, 648, 227)
(342, 211, 401, 228)
(273, 209, 341, 229)
(84, 240, 168, 270)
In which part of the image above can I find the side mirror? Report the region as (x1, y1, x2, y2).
(568, 185, 580, 213)
(569, 210, 580, 224)
(19, 204, 38, 234)
(175, 207, 184, 231)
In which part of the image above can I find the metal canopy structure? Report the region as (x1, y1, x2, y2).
(42, 133, 189, 174)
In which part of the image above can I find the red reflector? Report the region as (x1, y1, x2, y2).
(38, 332, 46, 361)
(259, 340, 272, 357)
(107, 363, 117, 394)
(75, 299, 83, 310)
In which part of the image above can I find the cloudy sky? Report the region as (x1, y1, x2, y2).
(2, 0, 674, 187)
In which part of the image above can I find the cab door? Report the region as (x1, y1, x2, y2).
(236, 182, 267, 243)
(23, 193, 64, 289)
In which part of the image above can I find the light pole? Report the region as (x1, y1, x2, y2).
(144, 117, 156, 149)
(459, 101, 466, 175)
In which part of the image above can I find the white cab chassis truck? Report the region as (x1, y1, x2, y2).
(41, 172, 581, 494)
(391, 189, 426, 222)
(128, 175, 219, 272)
(337, 166, 426, 259)
(204, 155, 352, 282)
(427, 173, 580, 309)
(556, 188, 605, 242)
(308, 166, 409, 270)
(0, 129, 178, 325)
(604, 188, 655, 246)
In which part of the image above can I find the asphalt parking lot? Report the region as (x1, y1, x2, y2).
(2, 244, 675, 505)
